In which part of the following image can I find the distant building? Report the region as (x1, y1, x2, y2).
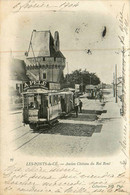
(85, 85, 98, 98)
(25, 30, 66, 89)
(9, 58, 30, 106)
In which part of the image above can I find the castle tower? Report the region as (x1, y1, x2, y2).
(25, 30, 66, 89)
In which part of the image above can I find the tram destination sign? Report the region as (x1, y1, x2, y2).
(23, 80, 48, 90)
(23, 81, 60, 90)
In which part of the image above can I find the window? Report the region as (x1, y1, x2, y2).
(51, 96, 53, 106)
(54, 57, 56, 62)
(43, 57, 45, 61)
(43, 73, 46, 79)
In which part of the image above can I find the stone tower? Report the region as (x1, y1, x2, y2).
(25, 30, 65, 89)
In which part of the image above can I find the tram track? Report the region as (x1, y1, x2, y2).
(12, 131, 30, 142)
(10, 125, 24, 132)
(13, 122, 61, 151)
(14, 132, 41, 151)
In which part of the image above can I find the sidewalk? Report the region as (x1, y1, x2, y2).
(81, 97, 104, 111)
(9, 103, 23, 114)
(85, 95, 123, 156)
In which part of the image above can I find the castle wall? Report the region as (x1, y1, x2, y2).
(26, 56, 65, 82)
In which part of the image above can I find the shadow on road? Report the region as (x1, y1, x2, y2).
(63, 109, 107, 122)
(76, 109, 107, 115)
(32, 123, 103, 137)
(67, 113, 98, 121)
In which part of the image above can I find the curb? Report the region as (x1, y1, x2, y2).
(9, 110, 22, 115)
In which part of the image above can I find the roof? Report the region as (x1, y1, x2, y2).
(86, 85, 97, 90)
(10, 73, 30, 81)
(10, 58, 26, 73)
(27, 30, 65, 59)
(60, 91, 73, 95)
(50, 47, 65, 58)
(62, 88, 75, 92)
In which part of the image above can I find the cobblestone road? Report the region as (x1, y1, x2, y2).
(8, 89, 121, 157)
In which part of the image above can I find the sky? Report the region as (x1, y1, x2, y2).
(1, 0, 129, 84)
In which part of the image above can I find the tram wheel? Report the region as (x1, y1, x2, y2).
(29, 123, 37, 130)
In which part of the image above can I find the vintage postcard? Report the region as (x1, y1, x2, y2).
(0, 0, 129, 194)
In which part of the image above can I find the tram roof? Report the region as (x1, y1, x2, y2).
(22, 90, 73, 95)
(22, 89, 61, 95)
(59, 91, 73, 95)
(22, 85, 74, 95)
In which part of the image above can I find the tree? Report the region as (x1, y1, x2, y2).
(61, 69, 101, 90)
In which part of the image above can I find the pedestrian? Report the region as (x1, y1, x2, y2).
(75, 104, 79, 117)
(74, 98, 79, 117)
(79, 99, 83, 113)
(99, 91, 103, 102)
(61, 96, 65, 112)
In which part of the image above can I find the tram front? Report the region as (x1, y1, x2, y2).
(22, 86, 49, 129)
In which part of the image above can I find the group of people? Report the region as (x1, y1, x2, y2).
(89, 89, 104, 103)
(74, 98, 83, 117)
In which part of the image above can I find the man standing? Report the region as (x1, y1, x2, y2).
(79, 99, 83, 113)
(74, 98, 79, 117)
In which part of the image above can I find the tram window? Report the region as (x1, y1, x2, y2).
(28, 95, 34, 108)
(49, 96, 51, 105)
(37, 95, 41, 104)
(55, 95, 58, 105)
(51, 96, 54, 106)
(58, 96, 61, 102)
(54, 95, 57, 105)
(43, 73, 46, 79)
(49, 95, 53, 106)
(45, 96, 48, 107)
(29, 102, 34, 108)
(53, 96, 55, 106)
(27, 95, 41, 109)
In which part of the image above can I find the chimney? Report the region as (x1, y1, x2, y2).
(54, 31, 60, 51)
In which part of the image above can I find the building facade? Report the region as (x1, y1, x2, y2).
(9, 58, 30, 107)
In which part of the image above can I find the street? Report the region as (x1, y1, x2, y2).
(9, 88, 123, 157)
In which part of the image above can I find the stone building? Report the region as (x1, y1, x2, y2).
(9, 58, 30, 107)
(25, 30, 66, 89)
(10, 58, 30, 95)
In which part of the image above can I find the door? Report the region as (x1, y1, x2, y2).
(39, 95, 48, 118)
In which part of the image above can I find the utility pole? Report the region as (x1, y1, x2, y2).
(67, 62, 69, 83)
(82, 74, 83, 93)
(89, 75, 91, 97)
(113, 73, 115, 97)
(80, 72, 83, 94)
(115, 64, 118, 103)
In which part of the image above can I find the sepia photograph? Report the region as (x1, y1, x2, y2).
(0, 0, 129, 194)
(7, 3, 127, 157)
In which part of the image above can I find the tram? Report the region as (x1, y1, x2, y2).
(22, 82, 74, 129)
